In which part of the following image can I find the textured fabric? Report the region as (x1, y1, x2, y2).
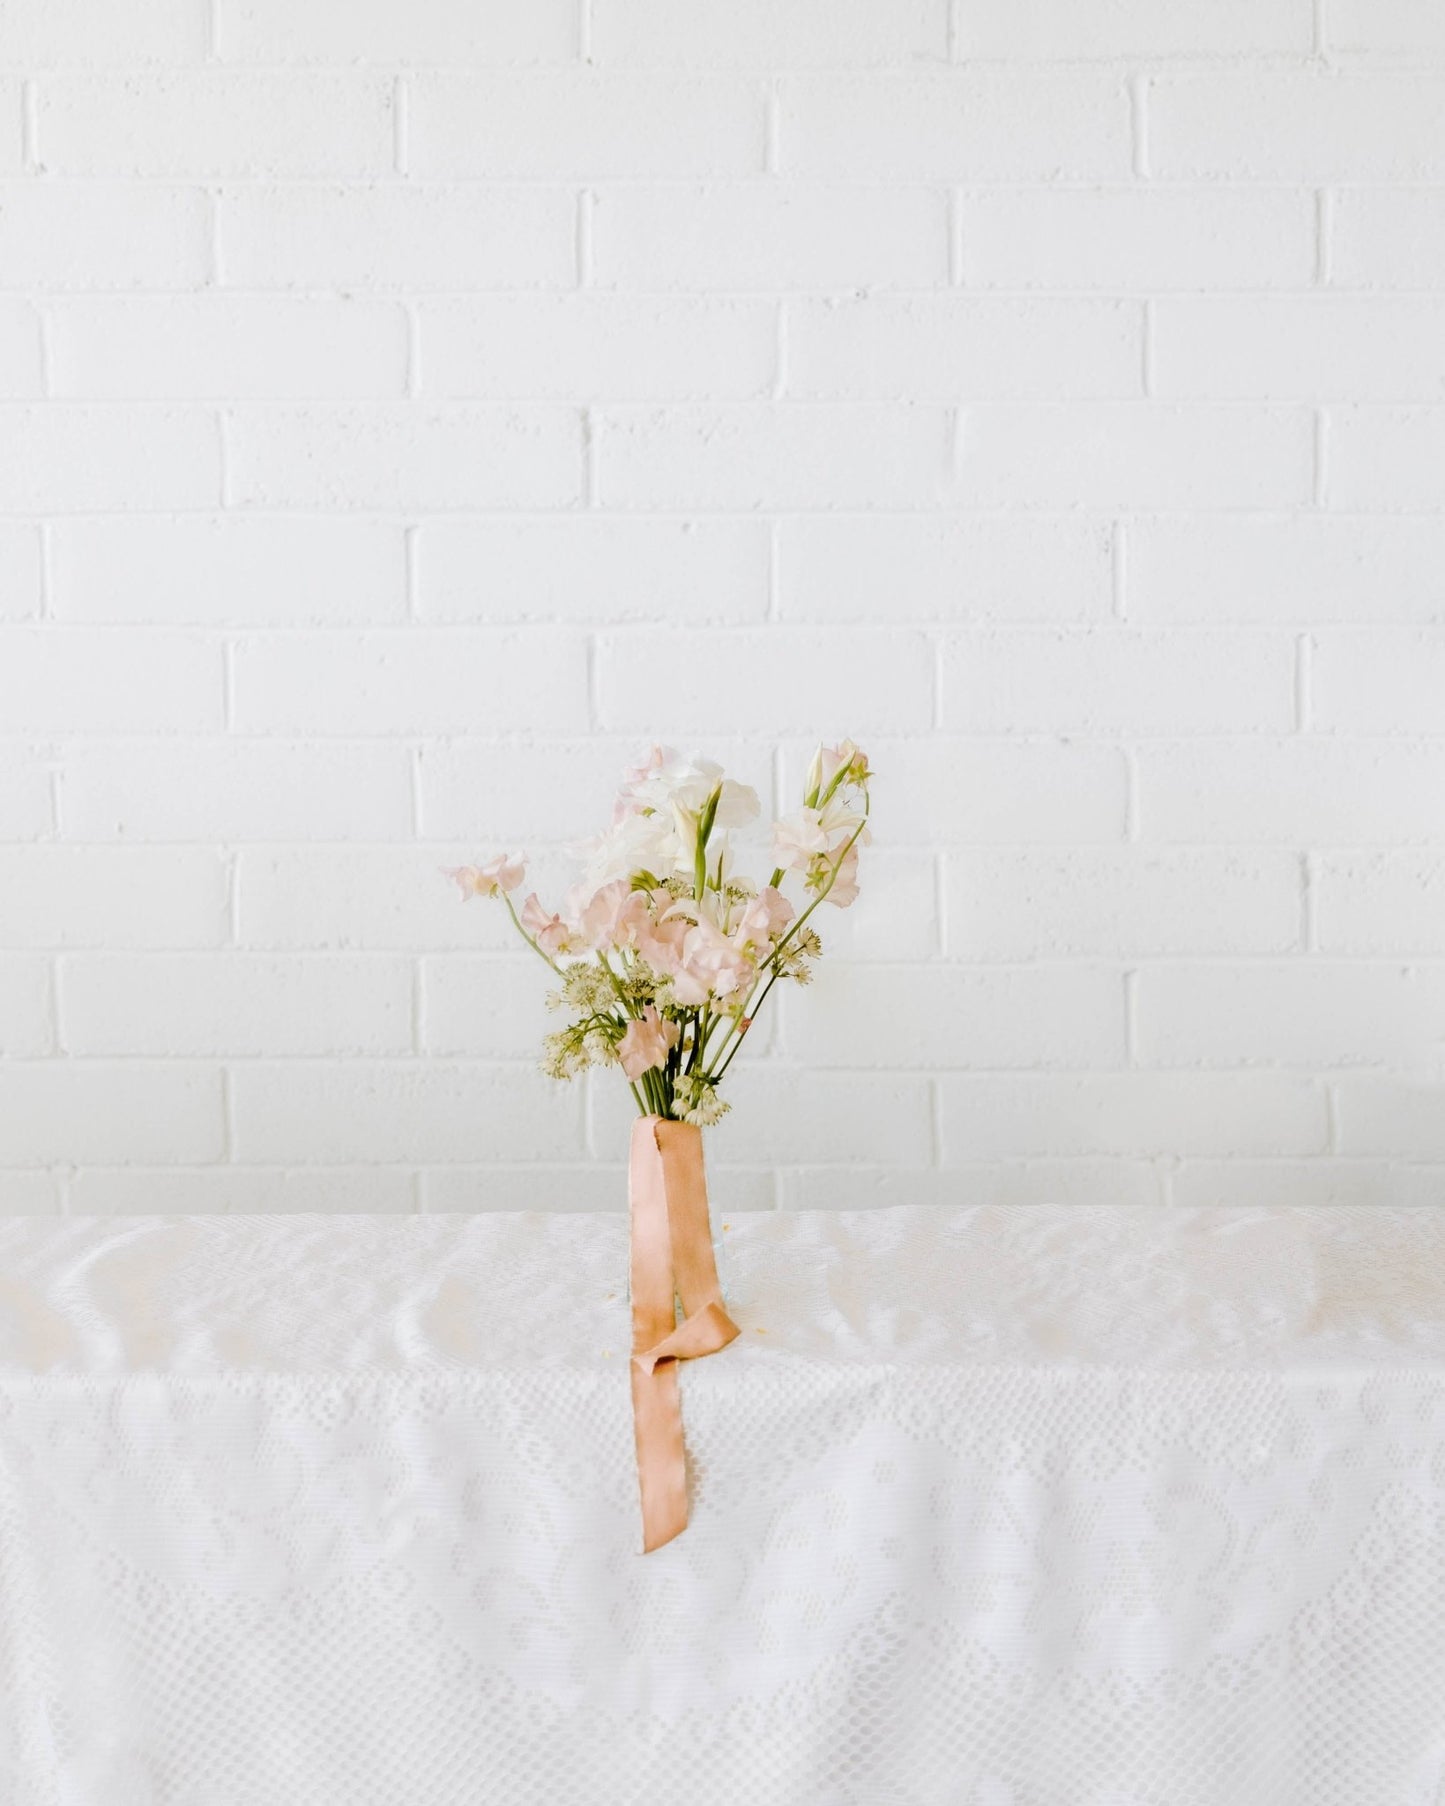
(0, 1205, 1443, 1806)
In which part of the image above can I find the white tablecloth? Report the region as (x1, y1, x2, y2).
(0, 1205, 1442, 1806)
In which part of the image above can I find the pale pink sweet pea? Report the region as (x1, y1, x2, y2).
(520, 893, 575, 957)
(449, 853, 525, 899)
(567, 877, 634, 950)
(822, 844, 860, 908)
(617, 1004, 680, 1079)
(670, 915, 755, 1007)
(732, 886, 794, 955)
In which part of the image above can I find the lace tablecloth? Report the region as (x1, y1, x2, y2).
(1, 1205, 1442, 1806)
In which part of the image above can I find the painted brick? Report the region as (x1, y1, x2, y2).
(595, 627, 935, 734)
(215, 0, 576, 62)
(786, 296, 1141, 401)
(61, 954, 413, 1056)
(778, 517, 1113, 624)
(1328, 408, 1445, 510)
(941, 628, 1295, 734)
(591, 184, 950, 291)
(0, 181, 210, 288)
(37, 71, 396, 176)
(958, 0, 1311, 58)
(958, 188, 1316, 291)
(955, 405, 1313, 510)
(0, 523, 42, 619)
(231, 629, 590, 735)
(408, 73, 765, 178)
(0, 300, 42, 396)
(0, 846, 229, 948)
(48, 296, 410, 400)
(0, 0, 206, 63)
(1313, 629, 1445, 732)
(595, 405, 954, 510)
(591, 0, 948, 66)
(417, 296, 776, 401)
(1127, 517, 1445, 624)
(216, 185, 577, 292)
(51, 517, 409, 626)
(779, 72, 1131, 180)
(58, 740, 413, 842)
(1316, 852, 1445, 953)
(416, 517, 770, 624)
(1138, 740, 1445, 843)
(1136, 963, 1445, 1068)
(781, 964, 1126, 1068)
(0, 406, 220, 511)
(939, 1073, 1328, 1159)
(230, 1062, 586, 1163)
(1148, 73, 1445, 181)
(1153, 298, 1445, 401)
(0, 627, 223, 730)
(1331, 190, 1445, 290)
(945, 850, 1302, 957)
(70, 1166, 418, 1214)
(0, 955, 51, 1055)
(226, 407, 583, 511)
(0, 1062, 224, 1166)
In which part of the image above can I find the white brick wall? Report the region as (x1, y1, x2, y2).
(1, 0, 1443, 1214)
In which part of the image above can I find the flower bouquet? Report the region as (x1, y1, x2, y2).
(449, 739, 871, 1123)
(449, 739, 871, 1550)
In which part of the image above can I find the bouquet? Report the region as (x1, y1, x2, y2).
(448, 740, 872, 1127)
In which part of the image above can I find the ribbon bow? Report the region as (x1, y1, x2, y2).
(628, 1114, 740, 1552)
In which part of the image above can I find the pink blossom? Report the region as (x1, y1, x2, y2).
(823, 845, 860, 908)
(617, 1004, 680, 1080)
(670, 915, 755, 1007)
(628, 893, 691, 974)
(732, 886, 794, 955)
(567, 877, 633, 950)
(520, 893, 575, 957)
(817, 739, 870, 792)
(448, 853, 525, 899)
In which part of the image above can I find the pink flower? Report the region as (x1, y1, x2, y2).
(448, 853, 525, 899)
(627, 892, 690, 973)
(823, 845, 860, 908)
(520, 893, 575, 957)
(670, 915, 755, 1007)
(567, 877, 633, 950)
(732, 886, 794, 955)
(617, 1004, 680, 1079)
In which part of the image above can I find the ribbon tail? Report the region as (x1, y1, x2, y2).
(634, 1299, 740, 1376)
(627, 1115, 737, 1553)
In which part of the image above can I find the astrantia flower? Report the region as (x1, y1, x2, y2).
(617, 1004, 680, 1079)
(448, 853, 525, 899)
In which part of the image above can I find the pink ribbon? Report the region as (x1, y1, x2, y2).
(628, 1115, 740, 1553)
